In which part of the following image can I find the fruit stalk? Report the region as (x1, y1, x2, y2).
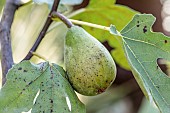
(52, 11, 74, 28)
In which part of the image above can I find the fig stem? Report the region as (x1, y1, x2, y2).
(52, 11, 74, 28)
(69, 19, 110, 31)
(30, 51, 48, 61)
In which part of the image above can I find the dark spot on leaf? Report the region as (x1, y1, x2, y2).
(106, 80, 108, 83)
(28, 81, 33, 85)
(42, 90, 45, 92)
(156, 66, 159, 69)
(51, 109, 53, 112)
(143, 26, 147, 33)
(24, 79, 26, 82)
(164, 40, 168, 44)
(136, 25, 140, 27)
(51, 99, 53, 103)
(156, 86, 159, 88)
(23, 70, 27, 72)
(23, 88, 25, 91)
(137, 21, 139, 23)
(18, 67, 22, 70)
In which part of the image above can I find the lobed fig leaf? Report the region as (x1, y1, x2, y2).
(0, 61, 85, 113)
(65, 26, 117, 96)
(110, 14, 170, 113)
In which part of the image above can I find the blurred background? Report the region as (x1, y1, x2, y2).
(1, 0, 170, 113)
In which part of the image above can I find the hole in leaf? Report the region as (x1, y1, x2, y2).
(33, 90, 40, 104)
(157, 58, 170, 77)
(66, 96, 71, 111)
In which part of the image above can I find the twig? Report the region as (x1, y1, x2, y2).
(24, 0, 61, 60)
(0, 0, 21, 85)
(52, 11, 74, 28)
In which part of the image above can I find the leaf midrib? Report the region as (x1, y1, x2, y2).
(123, 38, 170, 110)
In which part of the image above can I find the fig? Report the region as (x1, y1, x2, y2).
(64, 26, 116, 96)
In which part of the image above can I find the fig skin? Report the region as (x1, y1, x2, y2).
(64, 26, 116, 96)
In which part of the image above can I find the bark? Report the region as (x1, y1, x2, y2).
(0, 0, 20, 85)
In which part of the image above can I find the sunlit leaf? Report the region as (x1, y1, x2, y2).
(11, 3, 67, 65)
(0, 0, 5, 20)
(0, 61, 85, 113)
(0, 0, 5, 11)
(88, 0, 115, 8)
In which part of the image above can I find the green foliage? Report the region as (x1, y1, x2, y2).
(1, 0, 169, 113)
(72, 0, 138, 70)
(0, 0, 5, 14)
(0, 61, 85, 113)
(110, 14, 170, 113)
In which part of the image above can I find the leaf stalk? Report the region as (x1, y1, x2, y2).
(69, 19, 110, 31)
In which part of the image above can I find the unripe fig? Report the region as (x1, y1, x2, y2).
(64, 26, 116, 96)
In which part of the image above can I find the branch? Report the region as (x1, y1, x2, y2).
(0, 0, 21, 85)
(23, 0, 61, 60)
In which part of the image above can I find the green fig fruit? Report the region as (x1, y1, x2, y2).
(64, 26, 116, 96)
